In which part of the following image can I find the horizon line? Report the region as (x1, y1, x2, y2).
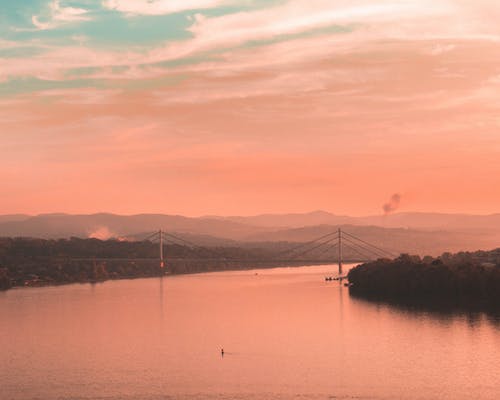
(3, 210, 500, 219)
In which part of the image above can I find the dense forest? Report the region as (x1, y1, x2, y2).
(0, 237, 280, 290)
(347, 250, 500, 307)
(0, 236, 345, 290)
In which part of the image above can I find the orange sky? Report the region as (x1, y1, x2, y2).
(1, 1, 500, 216)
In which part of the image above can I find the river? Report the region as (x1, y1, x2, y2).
(1, 264, 500, 400)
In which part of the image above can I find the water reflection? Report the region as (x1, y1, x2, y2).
(159, 276, 164, 321)
(1, 264, 500, 400)
(349, 290, 500, 328)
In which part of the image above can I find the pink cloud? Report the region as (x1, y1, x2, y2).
(102, 0, 234, 16)
(32, 0, 91, 30)
(4, 0, 500, 82)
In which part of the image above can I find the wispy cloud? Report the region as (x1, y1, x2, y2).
(2, 0, 500, 104)
(147, 0, 448, 63)
(3, 1, 500, 216)
(102, 0, 234, 16)
(32, 0, 91, 30)
(1, 0, 498, 82)
(187, 0, 442, 43)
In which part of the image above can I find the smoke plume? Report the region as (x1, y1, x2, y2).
(88, 226, 114, 240)
(382, 193, 401, 215)
(88, 226, 130, 241)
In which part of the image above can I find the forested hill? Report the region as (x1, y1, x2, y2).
(0, 236, 352, 290)
(347, 249, 500, 307)
(0, 237, 277, 290)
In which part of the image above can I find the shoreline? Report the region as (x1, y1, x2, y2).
(347, 253, 500, 316)
(0, 259, 353, 292)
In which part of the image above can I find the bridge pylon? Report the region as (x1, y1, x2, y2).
(338, 228, 342, 275)
(159, 229, 165, 270)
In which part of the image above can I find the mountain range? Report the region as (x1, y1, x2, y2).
(1, 210, 499, 256)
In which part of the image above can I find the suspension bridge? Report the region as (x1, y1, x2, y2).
(135, 228, 396, 278)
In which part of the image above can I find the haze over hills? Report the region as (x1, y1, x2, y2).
(0, 214, 31, 224)
(214, 210, 500, 231)
(205, 210, 355, 229)
(245, 224, 500, 256)
(361, 212, 500, 231)
(1, 211, 500, 256)
(0, 213, 268, 241)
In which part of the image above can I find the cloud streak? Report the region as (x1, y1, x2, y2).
(32, 0, 91, 30)
(1, 0, 499, 85)
(102, 0, 234, 16)
(2, 1, 500, 216)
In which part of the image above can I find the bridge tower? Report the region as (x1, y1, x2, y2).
(159, 229, 165, 269)
(338, 228, 343, 275)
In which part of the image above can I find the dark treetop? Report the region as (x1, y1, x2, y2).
(348, 250, 500, 308)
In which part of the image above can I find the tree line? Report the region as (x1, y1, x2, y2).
(0, 236, 319, 290)
(347, 249, 500, 307)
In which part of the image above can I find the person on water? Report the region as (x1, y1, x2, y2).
(221, 348, 224, 357)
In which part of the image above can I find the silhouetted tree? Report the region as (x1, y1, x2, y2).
(0, 267, 11, 290)
(348, 250, 500, 307)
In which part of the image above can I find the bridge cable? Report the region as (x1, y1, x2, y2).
(140, 231, 161, 242)
(341, 231, 396, 258)
(273, 231, 338, 260)
(286, 236, 339, 260)
(316, 242, 339, 258)
(341, 236, 389, 259)
(162, 231, 235, 260)
(341, 242, 375, 261)
(150, 235, 225, 260)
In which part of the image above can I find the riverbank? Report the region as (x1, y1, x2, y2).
(0, 236, 361, 292)
(0, 258, 345, 291)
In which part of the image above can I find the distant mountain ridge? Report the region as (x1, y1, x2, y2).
(0, 214, 31, 224)
(0, 213, 269, 240)
(1, 211, 500, 256)
(209, 210, 500, 231)
(206, 210, 355, 228)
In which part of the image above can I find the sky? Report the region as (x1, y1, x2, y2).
(1, 0, 500, 217)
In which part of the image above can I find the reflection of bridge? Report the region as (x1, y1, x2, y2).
(140, 228, 396, 276)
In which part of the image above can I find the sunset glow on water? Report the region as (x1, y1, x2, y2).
(1, 265, 500, 400)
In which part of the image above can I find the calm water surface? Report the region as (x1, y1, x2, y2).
(1, 264, 500, 400)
